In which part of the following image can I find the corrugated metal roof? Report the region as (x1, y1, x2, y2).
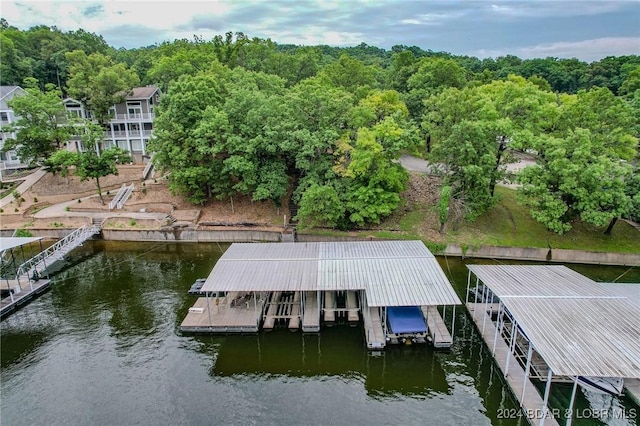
(201, 241, 461, 306)
(0, 237, 43, 251)
(468, 265, 640, 378)
(502, 297, 640, 378)
(467, 265, 615, 298)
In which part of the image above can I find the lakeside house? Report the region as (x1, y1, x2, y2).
(0, 85, 28, 173)
(64, 85, 161, 164)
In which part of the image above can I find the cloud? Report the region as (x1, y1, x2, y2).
(488, 0, 629, 18)
(475, 37, 640, 62)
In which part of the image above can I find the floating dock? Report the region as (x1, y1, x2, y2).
(1, 278, 52, 318)
(466, 265, 640, 426)
(180, 241, 461, 350)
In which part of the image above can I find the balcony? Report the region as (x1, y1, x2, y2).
(111, 113, 155, 122)
(104, 130, 153, 139)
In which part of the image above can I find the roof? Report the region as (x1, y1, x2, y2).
(468, 265, 640, 379)
(502, 297, 640, 378)
(0, 237, 43, 251)
(126, 86, 160, 100)
(201, 241, 461, 307)
(0, 86, 25, 110)
(467, 264, 615, 298)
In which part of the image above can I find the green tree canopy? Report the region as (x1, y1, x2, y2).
(2, 78, 70, 165)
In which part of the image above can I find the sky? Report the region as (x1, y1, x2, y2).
(1, 0, 639, 62)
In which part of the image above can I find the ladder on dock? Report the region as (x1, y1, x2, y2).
(15, 224, 100, 284)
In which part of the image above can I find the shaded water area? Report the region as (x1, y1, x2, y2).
(1, 241, 638, 425)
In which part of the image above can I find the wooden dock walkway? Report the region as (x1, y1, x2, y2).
(346, 291, 359, 322)
(262, 291, 281, 330)
(323, 291, 335, 323)
(0, 279, 51, 318)
(302, 291, 320, 332)
(467, 303, 560, 426)
(288, 292, 301, 330)
(180, 293, 265, 333)
(363, 307, 385, 350)
(421, 306, 453, 349)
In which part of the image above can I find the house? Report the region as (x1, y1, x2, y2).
(0, 86, 28, 173)
(64, 86, 161, 164)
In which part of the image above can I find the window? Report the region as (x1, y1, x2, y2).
(126, 101, 142, 118)
(0, 112, 8, 122)
(131, 139, 143, 151)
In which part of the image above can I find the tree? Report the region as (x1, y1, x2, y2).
(295, 184, 345, 228)
(517, 130, 632, 234)
(44, 149, 78, 184)
(2, 78, 70, 165)
(75, 146, 131, 205)
(66, 51, 140, 124)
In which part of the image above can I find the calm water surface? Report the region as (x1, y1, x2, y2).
(1, 241, 638, 425)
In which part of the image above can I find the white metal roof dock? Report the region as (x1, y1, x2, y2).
(0, 237, 43, 252)
(201, 241, 461, 307)
(467, 265, 640, 425)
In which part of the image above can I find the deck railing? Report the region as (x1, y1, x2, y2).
(15, 225, 100, 288)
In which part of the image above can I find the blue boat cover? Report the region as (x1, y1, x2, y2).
(387, 306, 427, 334)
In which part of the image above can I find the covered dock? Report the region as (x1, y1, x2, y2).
(467, 265, 640, 425)
(1, 237, 51, 318)
(181, 241, 461, 349)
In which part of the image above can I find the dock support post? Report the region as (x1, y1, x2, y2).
(540, 367, 553, 426)
(481, 289, 489, 334)
(473, 277, 479, 319)
(521, 343, 533, 404)
(492, 301, 503, 352)
(206, 292, 212, 326)
(566, 377, 578, 426)
(465, 270, 471, 304)
(451, 305, 456, 339)
(504, 320, 518, 377)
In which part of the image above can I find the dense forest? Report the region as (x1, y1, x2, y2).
(2, 20, 639, 233)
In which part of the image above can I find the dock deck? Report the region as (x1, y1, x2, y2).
(364, 307, 385, 350)
(302, 291, 320, 332)
(421, 306, 453, 349)
(323, 291, 335, 323)
(468, 303, 559, 426)
(346, 291, 359, 322)
(1, 279, 52, 318)
(181, 293, 265, 333)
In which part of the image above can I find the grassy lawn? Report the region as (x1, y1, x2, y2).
(446, 186, 640, 253)
(300, 185, 640, 254)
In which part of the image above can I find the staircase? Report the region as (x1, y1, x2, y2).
(142, 154, 155, 180)
(15, 225, 101, 282)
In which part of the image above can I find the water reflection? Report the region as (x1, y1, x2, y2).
(1, 241, 637, 426)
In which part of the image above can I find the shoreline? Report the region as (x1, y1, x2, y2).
(3, 226, 639, 267)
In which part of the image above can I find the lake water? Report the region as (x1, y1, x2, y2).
(1, 241, 638, 425)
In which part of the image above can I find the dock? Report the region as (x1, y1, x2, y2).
(346, 291, 359, 322)
(468, 303, 560, 426)
(262, 291, 281, 330)
(288, 291, 301, 330)
(421, 306, 453, 349)
(180, 293, 265, 332)
(363, 307, 385, 350)
(0, 278, 52, 318)
(301, 291, 320, 332)
(323, 291, 335, 323)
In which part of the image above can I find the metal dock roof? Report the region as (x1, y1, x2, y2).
(201, 241, 461, 307)
(468, 265, 640, 379)
(0, 237, 43, 251)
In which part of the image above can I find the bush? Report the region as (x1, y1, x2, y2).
(15, 229, 32, 237)
(14, 208, 18, 212)
(0, 208, 3, 213)
(33, 197, 38, 203)
(77, 199, 81, 203)
(65, 206, 70, 212)
(129, 219, 136, 226)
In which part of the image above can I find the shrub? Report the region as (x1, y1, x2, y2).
(77, 199, 81, 203)
(15, 229, 33, 237)
(33, 197, 38, 203)
(129, 219, 136, 226)
(14, 208, 18, 212)
(65, 206, 70, 212)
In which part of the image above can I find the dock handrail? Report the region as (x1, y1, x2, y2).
(116, 184, 135, 209)
(109, 184, 127, 210)
(142, 154, 155, 180)
(15, 225, 100, 284)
